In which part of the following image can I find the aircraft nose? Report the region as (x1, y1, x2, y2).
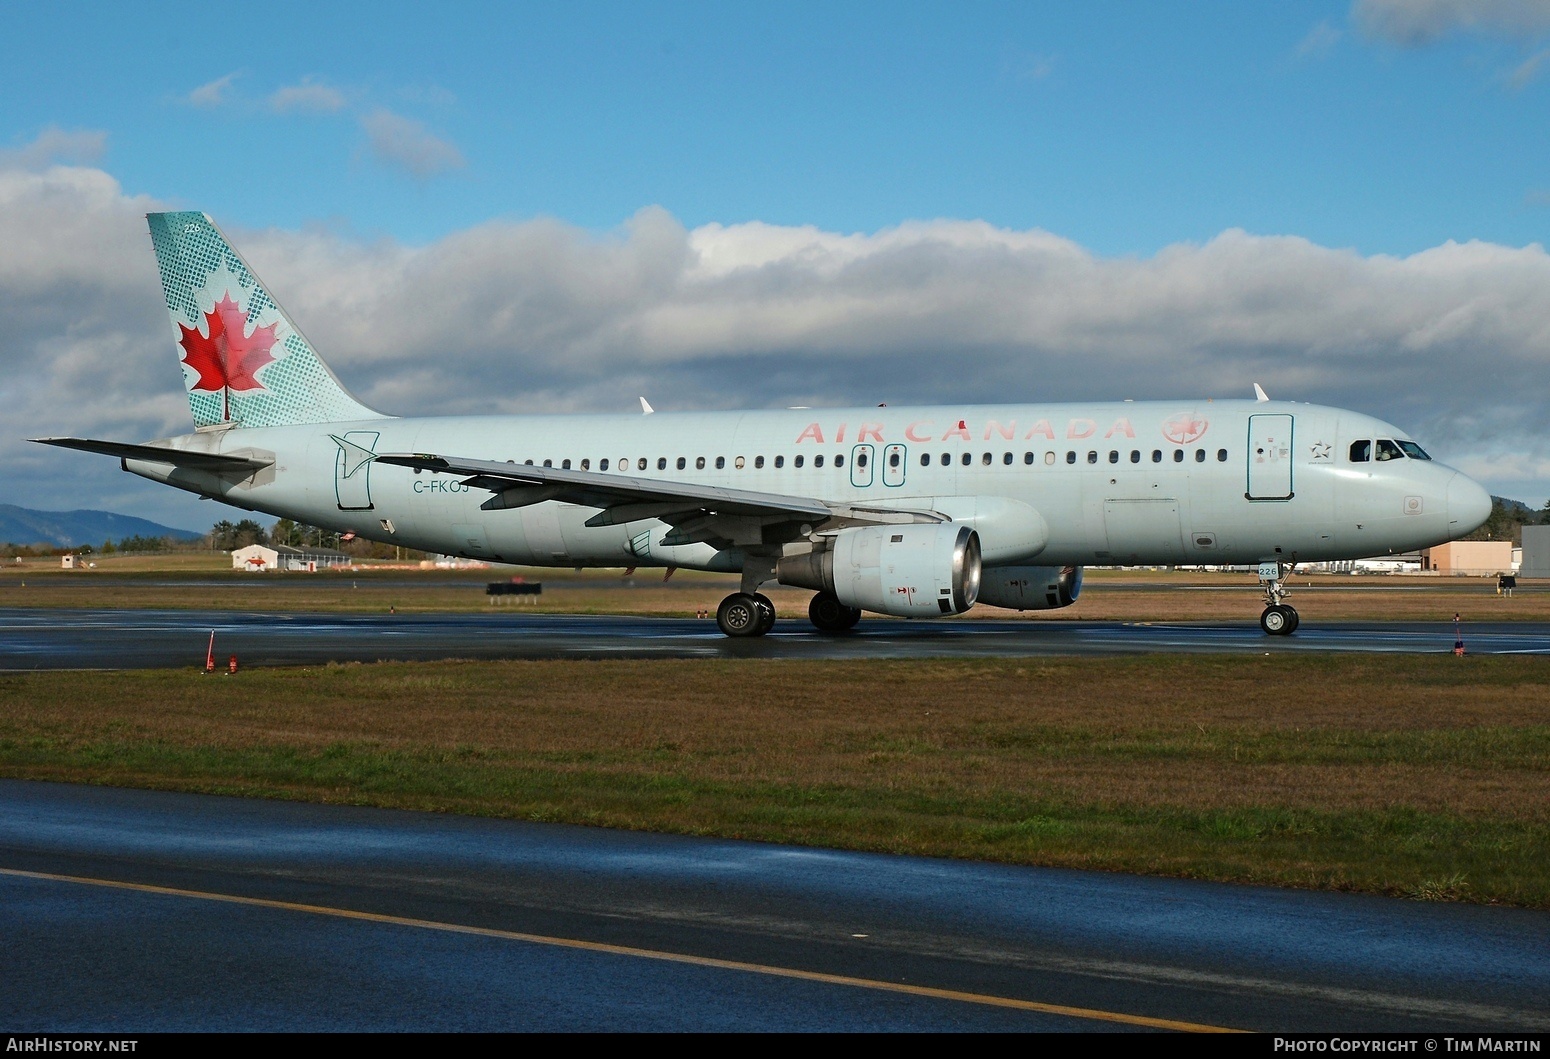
(1446, 473, 1493, 536)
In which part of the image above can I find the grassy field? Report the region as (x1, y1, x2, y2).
(2, 655, 1546, 907)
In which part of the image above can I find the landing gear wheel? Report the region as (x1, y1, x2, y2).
(1282, 605, 1299, 633)
(752, 593, 776, 635)
(809, 591, 851, 632)
(717, 593, 766, 638)
(1260, 604, 1296, 636)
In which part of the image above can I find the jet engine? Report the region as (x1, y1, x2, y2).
(975, 564, 1083, 611)
(777, 524, 982, 618)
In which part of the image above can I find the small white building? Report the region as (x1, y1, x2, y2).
(232, 544, 352, 572)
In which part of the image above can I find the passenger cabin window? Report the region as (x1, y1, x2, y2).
(815, 455, 825, 468)
(941, 453, 951, 466)
(961, 453, 972, 466)
(981, 452, 992, 466)
(1398, 441, 1431, 460)
(638, 458, 648, 471)
(1194, 449, 1206, 462)
(755, 455, 765, 469)
(600, 459, 610, 470)
(735, 456, 745, 469)
(774, 455, 784, 468)
(835, 454, 845, 468)
(1173, 450, 1184, 463)
(677, 457, 686, 470)
(1066, 451, 1076, 464)
(1045, 452, 1055, 466)
(1376, 439, 1405, 461)
(696, 456, 706, 470)
(1217, 449, 1227, 462)
(1130, 450, 1140, 463)
(1108, 450, 1119, 464)
(715, 456, 726, 469)
(1349, 440, 1371, 463)
(581, 459, 591, 470)
(1003, 452, 1014, 465)
(657, 457, 667, 470)
(1087, 451, 1098, 464)
(921, 453, 931, 467)
(1152, 450, 1162, 463)
(1024, 452, 1035, 465)
(562, 459, 571, 470)
(542, 459, 552, 467)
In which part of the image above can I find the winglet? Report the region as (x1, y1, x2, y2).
(1253, 383, 1270, 402)
(640, 397, 655, 415)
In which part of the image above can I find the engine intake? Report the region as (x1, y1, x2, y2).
(778, 524, 982, 618)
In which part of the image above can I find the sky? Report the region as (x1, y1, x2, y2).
(3, 0, 1550, 531)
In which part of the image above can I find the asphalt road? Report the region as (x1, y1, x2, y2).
(4, 607, 1549, 670)
(3, 780, 1546, 1032)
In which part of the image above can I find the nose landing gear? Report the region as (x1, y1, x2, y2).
(1257, 560, 1299, 636)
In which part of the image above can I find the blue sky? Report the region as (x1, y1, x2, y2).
(5, 0, 1547, 253)
(4, 0, 1550, 529)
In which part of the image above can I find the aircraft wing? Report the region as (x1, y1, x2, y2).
(374, 451, 944, 547)
(31, 437, 273, 474)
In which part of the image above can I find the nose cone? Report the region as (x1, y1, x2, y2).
(1447, 473, 1493, 536)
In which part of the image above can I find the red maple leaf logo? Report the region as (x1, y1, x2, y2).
(178, 293, 279, 397)
(1161, 413, 1209, 445)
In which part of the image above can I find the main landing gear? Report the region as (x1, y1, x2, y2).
(716, 592, 776, 637)
(714, 586, 865, 638)
(1257, 560, 1299, 636)
(808, 590, 862, 633)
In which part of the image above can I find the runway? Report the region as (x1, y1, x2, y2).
(3, 607, 1549, 669)
(3, 780, 1546, 1032)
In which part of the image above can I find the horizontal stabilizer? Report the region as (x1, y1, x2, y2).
(31, 437, 273, 474)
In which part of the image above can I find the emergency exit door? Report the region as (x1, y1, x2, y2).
(1246, 414, 1294, 500)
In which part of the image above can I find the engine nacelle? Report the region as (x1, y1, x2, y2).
(777, 524, 982, 618)
(975, 565, 1083, 611)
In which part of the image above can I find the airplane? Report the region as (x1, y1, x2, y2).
(35, 212, 1494, 638)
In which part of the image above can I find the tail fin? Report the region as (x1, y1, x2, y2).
(147, 211, 383, 429)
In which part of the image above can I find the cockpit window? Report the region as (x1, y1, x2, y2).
(1375, 439, 1404, 461)
(1397, 440, 1431, 461)
(1349, 440, 1370, 463)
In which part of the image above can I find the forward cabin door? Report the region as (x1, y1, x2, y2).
(1246, 414, 1294, 500)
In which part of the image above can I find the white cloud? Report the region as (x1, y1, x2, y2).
(186, 72, 239, 108)
(269, 78, 347, 114)
(1506, 46, 1550, 86)
(1297, 21, 1343, 58)
(1354, 0, 1550, 45)
(359, 109, 464, 179)
(0, 127, 107, 170)
(5, 162, 1550, 522)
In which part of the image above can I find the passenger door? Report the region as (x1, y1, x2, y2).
(1246, 414, 1294, 500)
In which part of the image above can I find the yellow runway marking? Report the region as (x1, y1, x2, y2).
(1, 865, 1241, 1033)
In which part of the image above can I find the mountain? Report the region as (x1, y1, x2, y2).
(0, 505, 202, 548)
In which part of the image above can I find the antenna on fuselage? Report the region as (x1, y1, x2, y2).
(1253, 383, 1270, 402)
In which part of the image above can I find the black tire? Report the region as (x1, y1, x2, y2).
(752, 593, 776, 636)
(717, 593, 764, 637)
(1283, 605, 1300, 634)
(808, 591, 851, 632)
(842, 605, 862, 629)
(1259, 605, 1293, 636)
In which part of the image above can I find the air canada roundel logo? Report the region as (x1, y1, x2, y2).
(1161, 412, 1209, 445)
